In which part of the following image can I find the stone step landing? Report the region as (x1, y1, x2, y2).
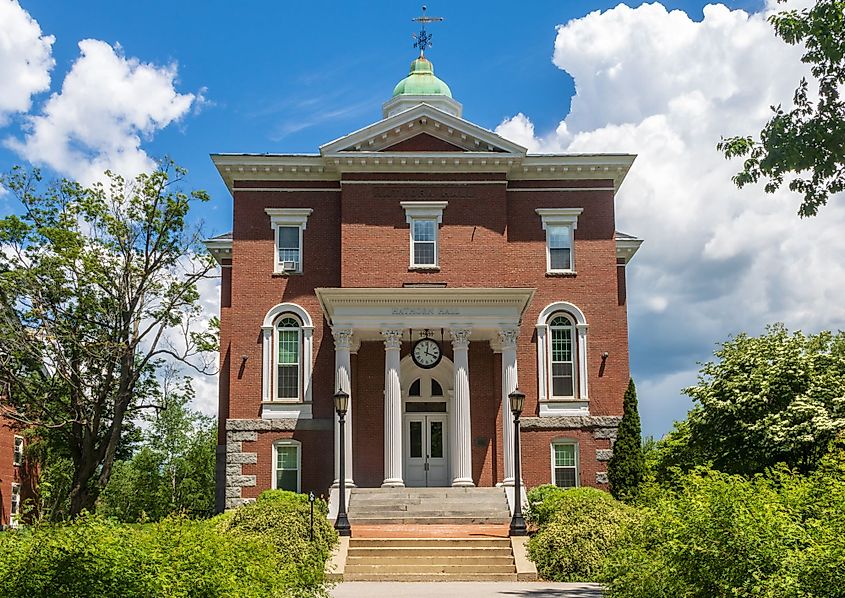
(347, 487, 511, 525)
(342, 537, 517, 582)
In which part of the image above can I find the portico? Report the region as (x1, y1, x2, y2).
(316, 287, 534, 489)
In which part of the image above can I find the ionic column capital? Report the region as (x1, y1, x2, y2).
(451, 328, 471, 349)
(381, 329, 403, 350)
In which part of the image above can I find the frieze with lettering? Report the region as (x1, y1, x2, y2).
(391, 307, 461, 316)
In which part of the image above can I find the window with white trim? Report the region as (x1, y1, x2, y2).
(412, 219, 437, 266)
(536, 302, 589, 412)
(13, 436, 23, 466)
(549, 314, 576, 399)
(551, 443, 578, 488)
(274, 441, 301, 493)
(10, 483, 21, 527)
(536, 208, 583, 274)
(401, 201, 447, 269)
(265, 208, 313, 274)
(275, 316, 301, 400)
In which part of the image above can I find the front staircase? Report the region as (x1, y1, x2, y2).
(343, 537, 517, 581)
(329, 487, 530, 581)
(346, 486, 511, 525)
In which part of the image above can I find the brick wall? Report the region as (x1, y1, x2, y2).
(219, 167, 631, 498)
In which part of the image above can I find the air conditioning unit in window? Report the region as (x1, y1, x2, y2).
(281, 260, 298, 272)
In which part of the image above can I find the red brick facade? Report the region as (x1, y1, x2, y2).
(0, 415, 30, 528)
(209, 105, 638, 511)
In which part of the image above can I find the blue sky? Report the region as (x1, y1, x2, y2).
(3, 0, 842, 438)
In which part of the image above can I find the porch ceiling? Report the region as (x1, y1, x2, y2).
(315, 287, 535, 341)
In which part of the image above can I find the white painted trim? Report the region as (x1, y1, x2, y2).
(10, 482, 20, 527)
(236, 188, 339, 192)
(402, 202, 448, 270)
(537, 208, 582, 275)
(508, 187, 614, 192)
(536, 302, 589, 408)
(262, 402, 313, 420)
(13, 435, 23, 466)
(320, 103, 527, 156)
(261, 303, 314, 408)
(272, 440, 302, 493)
(550, 440, 580, 488)
(343, 180, 506, 185)
(265, 208, 313, 274)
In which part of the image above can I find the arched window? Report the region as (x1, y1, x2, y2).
(261, 303, 314, 414)
(536, 302, 589, 412)
(275, 316, 301, 400)
(549, 314, 576, 399)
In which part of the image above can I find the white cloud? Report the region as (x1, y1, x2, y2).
(7, 39, 195, 185)
(496, 2, 845, 436)
(0, 0, 54, 126)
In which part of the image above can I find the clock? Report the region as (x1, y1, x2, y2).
(412, 338, 442, 369)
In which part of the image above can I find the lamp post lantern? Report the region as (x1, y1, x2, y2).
(334, 389, 351, 536)
(508, 389, 527, 536)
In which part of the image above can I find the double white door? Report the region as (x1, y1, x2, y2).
(404, 414, 449, 487)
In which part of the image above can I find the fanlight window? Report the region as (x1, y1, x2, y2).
(276, 316, 301, 400)
(549, 314, 575, 398)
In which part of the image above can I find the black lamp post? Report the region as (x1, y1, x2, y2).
(333, 389, 351, 537)
(508, 389, 527, 536)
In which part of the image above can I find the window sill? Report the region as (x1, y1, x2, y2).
(262, 400, 309, 405)
(409, 266, 441, 272)
(272, 271, 303, 278)
(539, 399, 590, 417)
(545, 270, 577, 277)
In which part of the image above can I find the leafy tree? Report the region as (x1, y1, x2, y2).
(718, 0, 845, 217)
(683, 324, 845, 475)
(608, 379, 646, 503)
(97, 375, 216, 522)
(0, 162, 217, 517)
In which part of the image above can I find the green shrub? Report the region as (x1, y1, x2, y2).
(219, 490, 337, 595)
(525, 484, 570, 527)
(602, 438, 845, 598)
(0, 515, 288, 597)
(0, 491, 338, 598)
(527, 487, 636, 582)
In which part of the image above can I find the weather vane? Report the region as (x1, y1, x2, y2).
(412, 5, 444, 58)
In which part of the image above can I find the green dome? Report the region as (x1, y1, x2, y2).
(392, 57, 452, 98)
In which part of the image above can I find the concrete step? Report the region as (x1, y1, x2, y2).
(349, 538, 510, 548)
(351, 487, 506, 494)
(343, 573, 519, 582)
(347, 556, 515, 567)
(348, 496, 508, 505)
(348, 547, 513, 557)
(348, 516, 510, 525)
(344, 563, 516, 574)
(349, 507, 507, 516)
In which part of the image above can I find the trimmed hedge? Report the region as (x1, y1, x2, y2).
(526, 486, 637, 582)
(0, 490, 337, 598)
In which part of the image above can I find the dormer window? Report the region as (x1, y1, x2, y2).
(401, 201, 447, 270)
(536, 208, 583, 274)
(265, 208, 313, 274)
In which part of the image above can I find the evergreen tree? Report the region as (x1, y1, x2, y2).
(608, 379, 645, 503)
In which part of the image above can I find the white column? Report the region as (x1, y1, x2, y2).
(382, 329, 404, 487)
(451, 328, 474, 487)
(499, 327, 519, 486)
(332, 328, 354, 487)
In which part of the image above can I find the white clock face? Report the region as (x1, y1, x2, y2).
(413, 339, 441, 368)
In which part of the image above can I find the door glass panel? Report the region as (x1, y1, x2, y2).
(430, 421, 443, 458)
(410, 421, 423, 458)
(406, 402, 447, 413)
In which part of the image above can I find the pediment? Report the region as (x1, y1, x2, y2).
(319, 103, 527, 157)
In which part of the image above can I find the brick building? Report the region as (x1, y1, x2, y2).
(205, 54, 641, 513)
(0, 415, 26, 528)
